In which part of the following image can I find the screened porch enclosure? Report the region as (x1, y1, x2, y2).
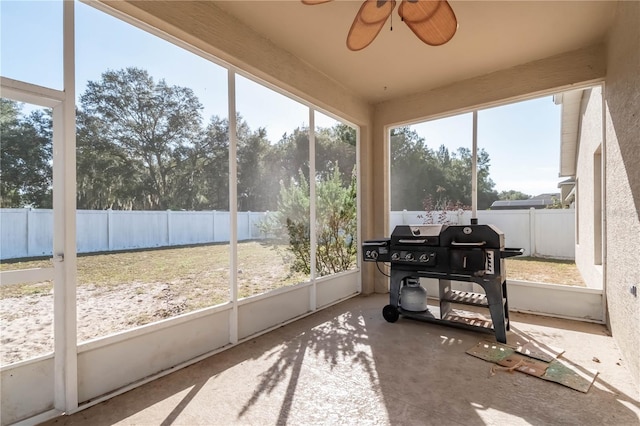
(1, 1, 639, 425)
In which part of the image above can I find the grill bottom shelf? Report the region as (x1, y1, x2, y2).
(386, 275, 510, 343)
(396, 303, 507, 337)
(442, 308, 496, 330)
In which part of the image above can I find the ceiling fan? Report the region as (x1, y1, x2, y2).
(302, 0, 458, 51)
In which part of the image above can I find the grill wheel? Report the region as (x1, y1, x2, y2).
(382, 304, 400, 323)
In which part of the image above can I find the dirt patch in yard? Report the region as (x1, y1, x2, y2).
(0, 242, 306, 365)
(1, 245, 580, 365)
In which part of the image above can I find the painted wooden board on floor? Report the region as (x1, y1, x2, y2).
(466, 341, 597, 393)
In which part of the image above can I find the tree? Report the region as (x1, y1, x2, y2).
(315, 125, 357, 186)
(236, 117, 272, 211)
(390, 127, 444, 210)
(77, 67, 204, 210)
(390, 127, 499, 210)
(258, 124, 357, 212)
(447, 147, 499, 210)
(76, 109, 147, 210)
(0, 99, 53, 208)
(183, 115, 230, 210)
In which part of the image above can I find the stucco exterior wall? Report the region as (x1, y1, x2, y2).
(604, 0, 640, 387)
(575, 87, 605, 290)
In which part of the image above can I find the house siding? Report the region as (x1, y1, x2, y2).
(575, 87, 605, 290)
(604, 0, 640, 387)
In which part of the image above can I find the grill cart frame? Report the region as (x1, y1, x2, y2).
(364, 224, 523, 343)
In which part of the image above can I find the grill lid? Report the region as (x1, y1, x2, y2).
(390, 224, 444, 246)
(439, 224, 504, 249)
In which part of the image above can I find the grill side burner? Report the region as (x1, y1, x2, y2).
(363, 223, 523, 343)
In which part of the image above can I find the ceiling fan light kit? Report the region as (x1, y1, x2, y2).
(304, 0, 458, 51)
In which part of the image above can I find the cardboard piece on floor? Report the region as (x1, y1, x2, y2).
(466, 341, 597, 393)
(466, 341, 516, 363)
(543, 360, 599, 393)
(496, 352, 550, 377)
(515, 340, 564, 363)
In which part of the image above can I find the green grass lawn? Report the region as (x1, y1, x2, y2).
(505, 256, 585, 286)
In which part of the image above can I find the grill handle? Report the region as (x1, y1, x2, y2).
(363, 240, 389, 247)
(501, 248, 524, 258)
(398, 239, 427, 244)
(450, 241, 486, 247)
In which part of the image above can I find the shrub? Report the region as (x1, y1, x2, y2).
(259, 163, 357, 276)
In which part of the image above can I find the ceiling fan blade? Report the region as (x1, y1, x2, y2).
(301, 0, 333, 5)
(400, 0, 457, 46)
(359, 0, 396, 24)
(398, 0, 439, 22)
(347, 0, 396, 51)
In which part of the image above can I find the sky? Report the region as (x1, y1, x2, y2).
(409, 96, 562, 196)
(1, 0, 562, 197)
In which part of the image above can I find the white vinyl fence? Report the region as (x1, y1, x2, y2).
(0, 209, 273, 260)
(1, 208, 575, 260)
(390, 209, 575, 259)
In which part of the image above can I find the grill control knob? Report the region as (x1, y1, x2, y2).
(419, 253, 429, 262)
(405, 253, 414, 261)
(391, 252, 400, 261)
(370, 250, 378, 260)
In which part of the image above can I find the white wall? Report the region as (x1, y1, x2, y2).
(1, 209, 272, 260)
(574, 87, 605, 290)
(2, 208, 574, 261)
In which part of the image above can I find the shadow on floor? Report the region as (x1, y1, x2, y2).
(41, 294, 640, 425)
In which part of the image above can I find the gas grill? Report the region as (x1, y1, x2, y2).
(363, 223, 523, 343)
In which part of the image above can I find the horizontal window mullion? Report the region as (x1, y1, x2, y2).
(0, 267, 55, 286)
(1, 76, 65, 107)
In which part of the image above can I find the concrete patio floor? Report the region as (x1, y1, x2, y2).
(41, 293, 639, 425)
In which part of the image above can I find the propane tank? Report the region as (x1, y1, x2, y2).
(400, 277, 428, 312)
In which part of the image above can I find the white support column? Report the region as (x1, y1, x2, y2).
(471, 111, 478, 223)
(247, 211, 252, 240)
(529, 207, 536, 256)
(356, 125, 362, 294)
(309, 109, 317, 311)
(53, 0, 78, 413)
(228, 70, 238, 344)
(26, 207, 34, 257)
(212, 210, 216, 242)
(166, 210, 172, 246)
(107, 208, 113, 250)
(600, 84, 608, 322)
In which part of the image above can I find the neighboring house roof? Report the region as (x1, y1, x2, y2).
(490, 193, 560, 210)
(558, 178, 576, 207)
(530, 193, 560, 200)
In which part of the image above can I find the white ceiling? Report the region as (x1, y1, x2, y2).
(214, 1, 616, 104)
